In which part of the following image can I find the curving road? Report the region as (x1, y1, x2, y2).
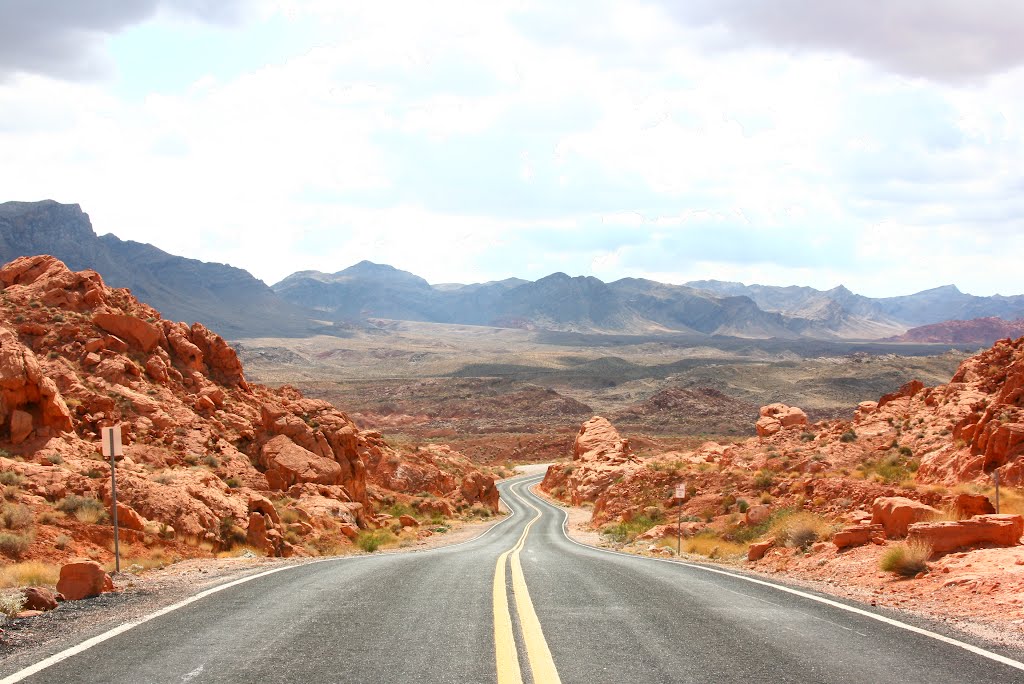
(4, 474, 1024, 683)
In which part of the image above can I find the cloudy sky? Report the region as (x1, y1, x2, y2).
(1, 1, 1023, 296)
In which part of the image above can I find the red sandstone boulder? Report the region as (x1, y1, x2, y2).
(56, 560, 113, 601)
(952, 493, 996, 518)
(399, 514, 419, 528)
(756, 404, 807, 436)
(748, 538, 775, 561)
(907, 514, 1024, 554)
(109, 501, 148, 532)
(745, 505, 770, 525)
(871, 496, 940, 537)
(93, 313, 162, 352)
(573, 416, 633, 462)
(833, 523, 885, 549)
(260, 435, 342, 490)
(22, 587, 59, 611)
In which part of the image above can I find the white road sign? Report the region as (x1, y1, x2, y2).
(674, 483, 686, 499)
(101, 425, 123, 458)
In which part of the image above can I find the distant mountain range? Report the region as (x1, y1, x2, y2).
(0, 200, 318, 338)
(884, 317, 1024, 345)
(5, 199, 1024, 342)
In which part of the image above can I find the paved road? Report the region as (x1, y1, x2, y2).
(5, 475, 1024, 683)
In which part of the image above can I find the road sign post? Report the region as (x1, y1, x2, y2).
(674, 483, 686, 557)
(101, 425, 123, 573)
(994, 470, 1001, 514)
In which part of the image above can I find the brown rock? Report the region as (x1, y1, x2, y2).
(871, 496, 940, 537)
(755, 416, 782, 437)
(398, 514, 419, 527)
(748, 538, 775, 561)
(952, 493, 996, 518)
(109, 501, 147, 532)
(246, 512, 275, 555)
(745, 505, 770, 525)
(56, 560, 113, 601)
(908, 514, 1024, 554)
(248, 493, 282, 526)
(93, 313, 162, 352)
(10, 409, 32, 443)
(833, 523, 885, 549)
(260, 435, 342, 490)
(22, 587, 58, 611)
(338, 523, 360, 540)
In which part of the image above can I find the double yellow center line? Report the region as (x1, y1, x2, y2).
(493, 490, 561, 684)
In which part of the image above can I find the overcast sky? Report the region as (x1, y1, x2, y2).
(1, 1, 1023, 296)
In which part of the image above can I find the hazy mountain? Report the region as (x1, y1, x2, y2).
(885, 317, 1024, 346)
(0, 200, 317, 338)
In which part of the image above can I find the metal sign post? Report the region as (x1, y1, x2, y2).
(101, 425, 123, 573)
(994, 470, 1001, 514)
(674, 483, 686, 557)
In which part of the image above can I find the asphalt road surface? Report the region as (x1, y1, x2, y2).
(4, 474, 1024, 683)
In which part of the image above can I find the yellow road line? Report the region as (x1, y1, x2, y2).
(493, 484, 561, 684)
(493, 546, 522, 684)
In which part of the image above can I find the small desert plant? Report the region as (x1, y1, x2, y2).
(0, 503, 32, 530)
(0, 471, 24, 487)
(771, 511, 833, 550)
(202, 455, 220, 468)
(736, 499, 749, 514)
(54, 533, 72, 550)
(0, 592, 26, 618)
(355, 529, 394, 553)
(0, 532, 32, 558)
(880, 541, 932, 577)
(224, 476, 240, 489)
(753, 469, 775, 490)
(840, 430, 858, 443)
(46, 454, 63, 465)
(683, 533, 747, 559)
(800, 432, 816, 442)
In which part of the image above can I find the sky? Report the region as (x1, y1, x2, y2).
(1, 1, 1023, 297)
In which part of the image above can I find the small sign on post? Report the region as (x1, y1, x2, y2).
(100, 425, 123, 573)
(674, 483, 687, 556)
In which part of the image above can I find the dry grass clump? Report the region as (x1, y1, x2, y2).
(0, 532, 32, 558)
(770, 512, 835, 550)
(55, 495, 108, 524)
(355, 529, 396, 553)
(682, 533, 747, 559)
(880, 541, 932, 577)
(0, 561, 60, 588)
(1, 503, 32, 530)
(0, 592, 26, 618)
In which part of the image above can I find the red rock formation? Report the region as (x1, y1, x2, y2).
(0, 256, 499, 563)
(755, 403, 808, 437)
(886, 317, 1024, 345)
(871, 497, 940, 538)
(833, 523, 885, 549)
(907, 514, 1023, 554)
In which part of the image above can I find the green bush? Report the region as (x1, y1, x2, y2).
(880, 541, 931, 577)
(840, 430, 858, 443)
(601, 515, 659, 544)
(0, 471, 23, 487)
(355, 529, 394, 553)
(753, 470, 775, 491)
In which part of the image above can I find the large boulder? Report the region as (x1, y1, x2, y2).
(22, 587, 59, 611)
(259, 435, 343, 490)
(756, 404, 807, 436)
(907, 514, 1024, 554)
(871, 496, 940, 538)
(93, 312, 163, 352)
(56, 560, 114, 601)
(833, 523, 885, 549)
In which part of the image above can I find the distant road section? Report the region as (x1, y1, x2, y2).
(5, 476, 1023, 683)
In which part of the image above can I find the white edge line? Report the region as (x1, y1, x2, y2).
(2, 477, 532, 684)
(528, 482, 1024, 674)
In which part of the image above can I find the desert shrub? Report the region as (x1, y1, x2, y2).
(54, 534, 71, 550)
(0, 532, 32, 558)
(1, 504, 32, 530)
(683, 533, 747, 559)
(753, 469, 775, 491)
(880, 541, 931, 577)
(202, 455, 220, 468)
(898, 446, 914, 457)
(385, 502, 416, 519)
(0, 592, 26, 617)
(800, 433, 816, 442)
(770, 511, 833, 550)
(224, 477, 240, 489)
(601, 515, 659, 543)
(219, 517, 247, 548)
(56, 495, 105, 519)
(840, 430, 858, 443)
(0, 471, 24, 487)
(0, 560, 59, 587)
(355, 529, 395, 553)
(46, 454, 63, 465)
(37, 509, 58, 525)
(152, 472, 176, 485)
(736, 499, 749, 514)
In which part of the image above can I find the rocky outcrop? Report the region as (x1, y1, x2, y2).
(542, 417, 639, 508)
(755, 403, 807, 436)
(0, 256, 499, 563)
(871, 497, 940, 538)
(907, 514, 1023, 554)
(833, 523, 885, 549)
